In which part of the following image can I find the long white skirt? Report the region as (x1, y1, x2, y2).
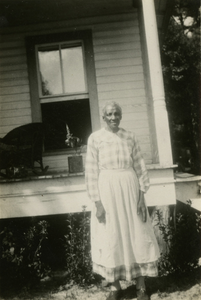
(91, 168, 160, 282)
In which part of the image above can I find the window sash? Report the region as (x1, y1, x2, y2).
(36, 41, 88, 99)
(40, 93, 89, 104)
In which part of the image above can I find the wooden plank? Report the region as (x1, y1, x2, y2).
(93, 26, 139, 38)
(95, 50, 142, 61)
(96, 65, 143, 76)
(121, 119, 149, 129)
(0, 188, 91, 219)
(0, 85, 29, 95)
(94, 42, 141, 53)
(123, 122, 149, 133)
(43, 159, 68, 170)
(1, 108, 31, 118)
(123, 112, 148, 121)
(95, 57, 142, 69)
(98, 89, 146, 100)
(43, 155, 69, 163)
(93, 34, 140, 46)
(96, 73, 144, 84)
(0, 63, 27, 72)
(123, 119, 149, 129)
(94, 18, 138, 32)
(0, 101, 31, 110)
(0, 47, 26, 58)
(0, 78, 29, 87)
(97, 81, 145, 92)
(119, 104, 148, 113)
(0, 40, 25, 49)
(0, 93, 30, 103)
(0, 33, 24, 41)
(0, 70, 28, 80)
(0, 55, 27, 66)
(99, 97, 147, 108)
(0, 116, 32, 126)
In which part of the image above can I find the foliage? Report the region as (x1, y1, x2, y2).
(0, 210, 96, 291)
(161, 0, 200, 174)
(0, 219, 51, 287)
(63, 208, 95, 285)
(156, 201, 201, 276)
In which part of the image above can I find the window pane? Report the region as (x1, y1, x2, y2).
(62, 46, 86, 94)
(41, 99, 92, 151)
(38, 47, 62, 95)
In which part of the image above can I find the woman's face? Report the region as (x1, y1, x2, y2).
(103, 105, 122, 132)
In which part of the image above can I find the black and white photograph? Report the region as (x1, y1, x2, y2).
(0, 0, 200, 299)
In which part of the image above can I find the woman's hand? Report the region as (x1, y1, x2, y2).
(137, 191, 147, 222)
(95, 201, 106, 223)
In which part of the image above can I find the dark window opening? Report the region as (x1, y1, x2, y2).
(41, 99, 92, 151)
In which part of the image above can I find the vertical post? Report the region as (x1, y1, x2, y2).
(142, 0, 173, 165)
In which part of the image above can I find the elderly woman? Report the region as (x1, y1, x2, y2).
(85, 101, 160, 300)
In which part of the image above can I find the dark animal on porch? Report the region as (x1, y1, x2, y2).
(0, 123, 49, 178)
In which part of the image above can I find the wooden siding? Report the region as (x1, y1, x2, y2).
(0, 12, 153, 169)
(93, 18, 152, 163)
(42, 153, 87, 174)
(0, 36, 32, 135)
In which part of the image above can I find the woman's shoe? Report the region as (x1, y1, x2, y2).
(106, 290, 123, 300)
(136, 287, 150, 300)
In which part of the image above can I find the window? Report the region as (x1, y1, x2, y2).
(26, 30, 100, 152)
(36, 42, 90, 151)
(37, 44, 87, 97)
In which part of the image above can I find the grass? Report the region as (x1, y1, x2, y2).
(0, 267, 200, 300)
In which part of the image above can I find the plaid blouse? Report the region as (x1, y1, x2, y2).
(85, 128, 150, 202)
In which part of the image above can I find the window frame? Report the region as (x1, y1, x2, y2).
(36, 41, 88, 100)
(26, 30, 100, 136)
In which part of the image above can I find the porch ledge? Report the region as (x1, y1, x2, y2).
(0, 171, 84, 184)
(147, 164, 177, 170)
(0, 164, 178, 183)
(174, 173, 201, 183)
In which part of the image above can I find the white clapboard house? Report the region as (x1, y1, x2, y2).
(0, 0, 200, 225)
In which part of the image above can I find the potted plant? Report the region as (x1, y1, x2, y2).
(65, 125, 84, 174)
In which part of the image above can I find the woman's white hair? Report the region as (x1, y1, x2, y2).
(102, 101, 122, 116)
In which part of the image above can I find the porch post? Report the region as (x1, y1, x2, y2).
(141, 0, 173, 165)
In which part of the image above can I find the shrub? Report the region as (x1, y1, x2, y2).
(156, 201, 201, 276)
(0, 209, 96, 291)
(63, 207, 95, 285)
(0, 218, 51, 287)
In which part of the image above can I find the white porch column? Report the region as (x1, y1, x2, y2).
(142, 0, 173, 165)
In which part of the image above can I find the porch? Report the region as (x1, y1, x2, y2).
(0, 164, 179, 219)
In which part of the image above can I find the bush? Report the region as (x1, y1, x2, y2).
(0, 209, 96, 292)
(0, 218, 51, 287)
(156, 201, 201, 276)
(63, 207, 95, 285)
